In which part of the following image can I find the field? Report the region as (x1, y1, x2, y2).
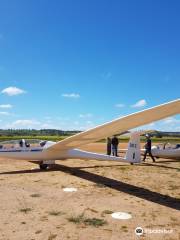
(0, 142, 179, 240)
(0, 135, 180, 143)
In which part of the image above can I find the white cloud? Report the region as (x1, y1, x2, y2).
(134, 117, 180, 132)
(0, 111, 10, 116)
(115, 103, 125, 108)
(41, 123, 54, 128)
(9, 119, 41, 128)
(162, 117, 180, 125)
(1, 87, 26, 96)
(134, 122, 156, 131)
(131, 99, 147, 108)
(79, 120, 95, 130)
(0, 104, 13, 109)
(62, 93, 80, 98)
(79, 113, 93, 118)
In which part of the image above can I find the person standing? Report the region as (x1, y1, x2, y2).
(106, 137, 112, 155)
(142, 134, 155, 162)
(111, 135, 119, 157)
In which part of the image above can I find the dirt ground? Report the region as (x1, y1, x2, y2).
(0, 142, 179, 240)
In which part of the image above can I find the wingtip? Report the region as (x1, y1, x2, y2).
(171, 98, 180, 103)
(160, 98, 180, 107)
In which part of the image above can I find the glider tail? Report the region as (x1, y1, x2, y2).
(125, 132, 141, 163)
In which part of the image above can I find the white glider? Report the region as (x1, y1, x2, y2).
(120, 143, 180, 160)
(149, 144, 180, 160)
(151, 144, 180, 160)
(0, 99, 179, 169)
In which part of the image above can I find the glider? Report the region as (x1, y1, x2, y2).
(120, 142, 180, 160)
(141, 143, 180, 160)
(0, 99, 179, 169)
(150, 143, 180, 160)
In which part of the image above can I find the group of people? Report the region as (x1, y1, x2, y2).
(106, 135, 119, 157)
(106, 134, 156, 162)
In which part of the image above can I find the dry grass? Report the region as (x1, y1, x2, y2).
(48, 233, 57, 240)
(19, 208, 32, 214)
(48, 211, 65, 216)
(67, 213, 107, 227)
(30, 193, 41, 198)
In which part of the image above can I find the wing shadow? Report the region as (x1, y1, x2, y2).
(0, 163, 179, 211)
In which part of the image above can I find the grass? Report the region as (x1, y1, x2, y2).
(94, 183, 106, 188)
(67, 213, 107, 227)
(121, 225, 128, 229)
(84, 218, 107, 227)
(168, 185, 178, 190)
(67, 214, 84, 224)
(141, 212, 146, 217)
(119, 166, 130, 171)
(48, 233, 57, 240)
(151, 211, 157, 220)
(121, 225, 128, 232)
(0, 135, 66, 142)
(16, 196, 33, 214)
(101, 210, 113, 217)
(30, 193, 41, 198)
(0, 135, 179, 143)
(40, 215, 48, 221)
(19, 208, 32, 214)
(170, 216, 178, 222)
(102, 210, 113, 214)
(85, 208, 98, 213)
(48, 211, 65, 216)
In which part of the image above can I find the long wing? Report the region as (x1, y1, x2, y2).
(47, 99, 180, 151)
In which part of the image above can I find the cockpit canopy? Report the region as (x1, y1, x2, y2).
(156, 143, 180, 150)
(0, 139, 47, 150)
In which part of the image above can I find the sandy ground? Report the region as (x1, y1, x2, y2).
(0, 143, 179, 240)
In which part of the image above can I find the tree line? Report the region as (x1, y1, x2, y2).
(0, 129, 81, 137)
(0, 129, 179, 138)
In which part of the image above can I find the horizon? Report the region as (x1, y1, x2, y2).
(0, 128, 179, 134)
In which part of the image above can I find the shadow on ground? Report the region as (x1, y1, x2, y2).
(0, 163, 180, 211)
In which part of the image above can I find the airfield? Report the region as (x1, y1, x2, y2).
(0, 142, 179, 240)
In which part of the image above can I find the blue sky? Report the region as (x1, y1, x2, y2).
(0, 0, 179, 131)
